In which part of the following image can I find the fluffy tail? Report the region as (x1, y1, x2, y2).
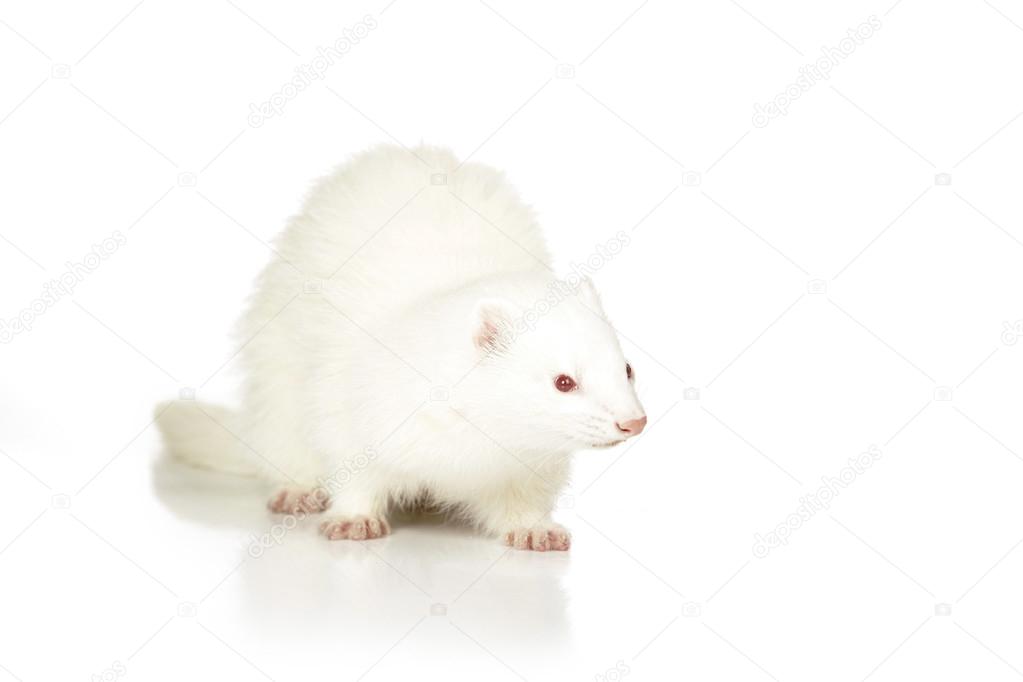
(154, 401, 259, 476)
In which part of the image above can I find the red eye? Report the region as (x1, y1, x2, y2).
(554, 374, 577, 392)
(626, 363, 633, 379)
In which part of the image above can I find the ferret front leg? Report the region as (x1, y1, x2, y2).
(317, 482, 391, 541)
(470, 486, 571, 552)
(267, 486, 331, 515)
(503, 522, 571, 552)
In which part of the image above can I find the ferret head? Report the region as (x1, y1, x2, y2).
(469, 278, 647, 451)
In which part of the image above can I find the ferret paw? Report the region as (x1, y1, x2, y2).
(319, 516, 390, 541)
(504, 524, 571, 552)
(267, 487, 330, 515)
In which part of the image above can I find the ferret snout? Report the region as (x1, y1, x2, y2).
(615, 416, 647, 437)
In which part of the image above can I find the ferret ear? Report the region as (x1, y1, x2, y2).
(575, 276, 603, 310)
(472, 298, 516, 353)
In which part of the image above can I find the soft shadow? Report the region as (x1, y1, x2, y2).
(151, 453, 270, 529)
(152, 455, 572, 652)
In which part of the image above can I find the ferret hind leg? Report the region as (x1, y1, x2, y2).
(318, 479, 391, 541)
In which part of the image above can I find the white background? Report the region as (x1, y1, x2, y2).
(2, 0, 1023, 680)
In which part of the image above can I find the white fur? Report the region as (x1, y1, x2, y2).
(156, 144, 645, 550)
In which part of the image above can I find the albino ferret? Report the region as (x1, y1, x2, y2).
(156, 145, 646, 551)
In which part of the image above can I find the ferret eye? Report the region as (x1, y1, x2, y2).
(626, 363, 633, 379)
(554, 374, 577, 392)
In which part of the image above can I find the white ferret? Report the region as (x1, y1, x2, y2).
(156, 144, 646, 551)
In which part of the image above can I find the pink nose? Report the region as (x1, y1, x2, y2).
(616, 416, 647, 436)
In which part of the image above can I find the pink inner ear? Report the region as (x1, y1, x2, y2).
(474, 316, 500, 351)
(473, 299, 515, 352)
